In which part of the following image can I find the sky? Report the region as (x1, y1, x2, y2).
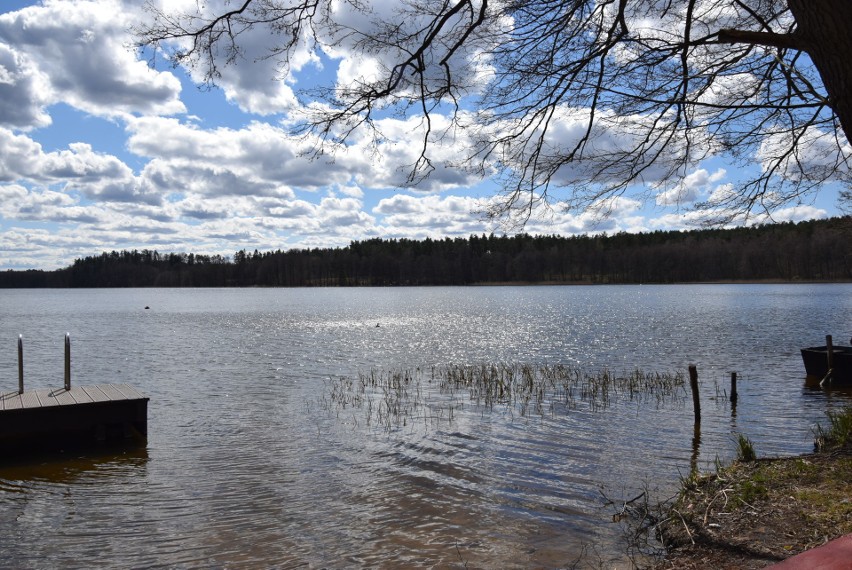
(0, 0, 842, 270)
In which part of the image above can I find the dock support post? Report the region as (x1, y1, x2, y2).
(17, 335, 24, 394)
(730, 372, 738, 404)
(64, 333, 71, 391)
(688, 365, 701, 424)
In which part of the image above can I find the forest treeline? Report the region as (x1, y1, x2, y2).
(2, 217, 850, 288)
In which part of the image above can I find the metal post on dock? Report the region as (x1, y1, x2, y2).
(64, 333, 71, 391)
(18, 335, 24, 394)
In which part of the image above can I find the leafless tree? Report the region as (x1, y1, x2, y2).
(136, 0, 852, 225)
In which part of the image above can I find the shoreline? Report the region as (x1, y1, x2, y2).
(652, 449, 852, 569)
(1, 279, 851, 289)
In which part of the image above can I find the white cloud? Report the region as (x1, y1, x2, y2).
(0, 127, 160, 204)
(656, 167, 727, 206)
(0, 0, 843, 271)
(520, 195, 644, 235)
(0, 128, 43, 180)
(751, 205, 828, 224)
(316, 196, 374, 230)
(339, 184, 364, 199)
(758, 125, 852, 184)
(125, 113, 487, 204)
(267, 200, 316, 220)
(0, 42, 52, 129)
(349, 114, 486, 192)
(374, 193, 492, 235)
(0, 0, 184, 125)
(127, 117, 356, 195)
(0, 183, 27, 200)
(649, 202, 828, 229)
(474, 106, 702, 198)
(324, 0, 495, 98)
(704, 182, 736, 207)
(142, 0, 313, 116)
(0, 184, 104, 224)
(186, 27, 302, 116)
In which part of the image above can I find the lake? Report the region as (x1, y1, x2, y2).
(0, 285, 850, 567)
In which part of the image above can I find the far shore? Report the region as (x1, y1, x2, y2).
(1, 278, 851, 289)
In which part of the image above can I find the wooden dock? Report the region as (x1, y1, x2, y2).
(0, 384, 148, 453)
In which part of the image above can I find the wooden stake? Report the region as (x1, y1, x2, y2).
(821, 335, 836, 387)
(730, 372, 738, 404)
(688, 365, 701, 424)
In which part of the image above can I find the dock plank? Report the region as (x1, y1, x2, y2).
(50, 389, 77, 406)
(81, 385, 111, 403)
(67, 387, 94, 404)
(33, 388, 62, 408)
(0, 384, 148, 409)
(113, 384, 146, 400)
(2, 394, 23, 410)
(20, 392, 41, 409)
(97, 384, 128, 401)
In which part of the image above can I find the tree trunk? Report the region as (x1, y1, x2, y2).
(788, 0, 852, 142)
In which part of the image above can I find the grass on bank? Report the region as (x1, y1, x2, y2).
(651, 406, 852, 568)
(814, 406, 852, 451)
(735, 433, 757, 462)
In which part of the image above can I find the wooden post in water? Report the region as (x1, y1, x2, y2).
(688, 365, 701, 424)
(730, 372, 738, 404)
(64, 333, 71, 391)
(17, 335, 24, 395)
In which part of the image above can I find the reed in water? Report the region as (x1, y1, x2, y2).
(319, 364, 685, 431)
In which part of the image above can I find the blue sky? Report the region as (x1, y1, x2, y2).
(0, 1, 842, 270)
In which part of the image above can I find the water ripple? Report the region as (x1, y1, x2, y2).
(1, 285, 850, 567)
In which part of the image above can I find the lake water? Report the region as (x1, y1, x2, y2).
(0, 285, 850, 567)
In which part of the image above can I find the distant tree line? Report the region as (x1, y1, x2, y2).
(2, 217, 850, 288)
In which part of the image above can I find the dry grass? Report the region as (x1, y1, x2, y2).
(654, 450, 852, 569)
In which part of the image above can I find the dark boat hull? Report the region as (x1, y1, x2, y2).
(801, 346, 852, 385)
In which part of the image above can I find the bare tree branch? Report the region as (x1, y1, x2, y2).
(716, 28, 804, 51)
(135, 0, 852, 226)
